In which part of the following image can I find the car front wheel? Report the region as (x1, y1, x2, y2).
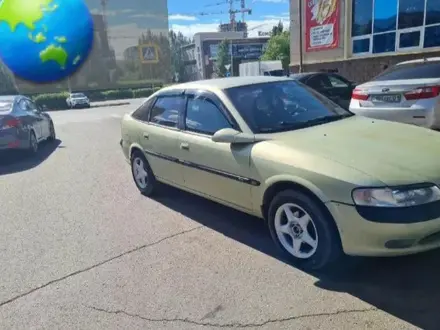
(131, 151, 157, 196)
(268, 190, 343, 271)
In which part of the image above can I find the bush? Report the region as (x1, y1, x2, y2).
(101, 89, 134, 100)
(33, 92, 69, 110)
(132, 88, 153, 98)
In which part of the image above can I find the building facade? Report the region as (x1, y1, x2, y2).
(0, 0, 170, 95)
(182, 32, 270, 81)
(290, 0, 440, 82)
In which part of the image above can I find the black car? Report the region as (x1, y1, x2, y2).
(290, 72, 356, 109)
(0, 95, 56, 155)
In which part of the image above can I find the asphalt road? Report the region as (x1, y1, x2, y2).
(0, 102, 437, 329)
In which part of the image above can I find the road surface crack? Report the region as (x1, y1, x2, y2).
(0, 226, 204, 308)
(86, 305, 378, 328)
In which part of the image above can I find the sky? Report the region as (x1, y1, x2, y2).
(167, 0, 290, 38)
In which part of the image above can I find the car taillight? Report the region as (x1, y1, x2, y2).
(352, 89, 369, 100)
(1, 118, 20, 129)
(404, 86, 440, 100)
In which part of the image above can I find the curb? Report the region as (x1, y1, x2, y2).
(46, 101, 131, 112)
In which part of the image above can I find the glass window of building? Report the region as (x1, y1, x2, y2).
(351, 0, 440, 55)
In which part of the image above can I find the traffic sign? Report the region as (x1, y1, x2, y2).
(225, 64, 231, 71)
(139, 44, 159, 63)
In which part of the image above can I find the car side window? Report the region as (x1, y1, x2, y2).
(306, 75, 332, 89)
(185, 96, 232, 135)
(132, 98, 154, 121)
(149, 96, 184, 128)
(328, 75, 349, 88)
(18, 99, 31, 112)
(26, 99, 39, 112)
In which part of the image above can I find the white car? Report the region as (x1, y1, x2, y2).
(349, 57, 440, 130)
(66, 93, 90, 108)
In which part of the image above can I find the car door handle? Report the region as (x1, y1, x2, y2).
(180, 142, 189, 150)
(143, 133, 149, 139)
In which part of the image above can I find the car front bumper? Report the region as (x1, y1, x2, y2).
(327, 202, 440, 257)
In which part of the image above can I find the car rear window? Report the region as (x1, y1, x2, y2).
(373, 61, 440, 81)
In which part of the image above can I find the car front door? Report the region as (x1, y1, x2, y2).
(178, 90, 254, 212)
(136, 92, 186, 186)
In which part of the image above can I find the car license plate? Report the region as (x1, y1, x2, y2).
(371, 94, 401, 103)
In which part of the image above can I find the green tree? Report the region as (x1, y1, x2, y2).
(215, 39, 230, 78)
(261, 31, 290, 71)
(169, 29, 191, 82)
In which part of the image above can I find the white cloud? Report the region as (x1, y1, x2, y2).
(169, 14, 198, 21)
(171, 17, 290, 38)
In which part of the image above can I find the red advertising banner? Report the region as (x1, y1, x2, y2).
(305, 0, 340, 52)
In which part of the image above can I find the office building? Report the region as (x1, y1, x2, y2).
(290, 0, 440, 82)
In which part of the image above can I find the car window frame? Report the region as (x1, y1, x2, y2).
(304, 74, 332, 90)
(131, 97, 156, 122)
(182, 89, 241, 137)
(148, 90, 186, 130)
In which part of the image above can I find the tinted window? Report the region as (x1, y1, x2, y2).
(224, 81, 350, 133)
(328, 75, 349, 87)
(424, 25, 440, 48)
(399, 31, 421, 48)
(426, 0, 440, 25)
(71, 93, 86, 98)
(373, 61, 440, 81)
(132, 98, 154, 121)
(373, 32, 396, 53)
(306, 75, 331, 89)
(18, 99, 30, 111)
(373, 0, 398, 33)
(185, 97, 231, 135)
(398, 0, 425, 29)
(352, 0, 373, 36)
(353, 38, 370, 53)
(150, 96, 184, 127)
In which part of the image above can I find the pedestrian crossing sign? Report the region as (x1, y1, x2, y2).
(139, 44, 159, 63)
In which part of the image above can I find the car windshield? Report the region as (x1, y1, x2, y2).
(224, 80, 352, 133)
(71, 93, 86, 98)
(372, 61, 440, 81)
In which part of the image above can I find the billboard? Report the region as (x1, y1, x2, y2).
(305, 0, 340, 52)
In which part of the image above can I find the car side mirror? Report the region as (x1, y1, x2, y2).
(211, 128, 255, 144)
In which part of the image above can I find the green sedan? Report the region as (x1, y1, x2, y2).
(120, 76, 440, 271)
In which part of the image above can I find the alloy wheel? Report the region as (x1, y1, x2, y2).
(274, 203, 318, 259)
(132, 157, 148, 189)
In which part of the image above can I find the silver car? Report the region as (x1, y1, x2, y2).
(349, 57, 440, 129)
(0, 95, 56, 155)
(66, 93, 90, 108)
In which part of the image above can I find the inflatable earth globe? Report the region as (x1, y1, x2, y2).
(0, 0, 94, 83)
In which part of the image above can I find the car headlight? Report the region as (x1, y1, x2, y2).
(352, 184, 440, 207)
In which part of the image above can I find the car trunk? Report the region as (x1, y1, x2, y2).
(356, 78, 440, 108)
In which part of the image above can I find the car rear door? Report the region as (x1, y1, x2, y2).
(327, 74, 354, 109)
(27, 99, 51, 138)
(136, 91, 186, 186)
(18, 98, 43, 141)
(178, 90, 254, 212)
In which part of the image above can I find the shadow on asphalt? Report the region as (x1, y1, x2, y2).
(153, 184, 440, 330)
(0, 139, 62, 175)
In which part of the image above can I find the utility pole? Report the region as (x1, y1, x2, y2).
(298, 0, 304, 73)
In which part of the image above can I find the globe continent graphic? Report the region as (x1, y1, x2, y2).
(0, 0, 94, 83)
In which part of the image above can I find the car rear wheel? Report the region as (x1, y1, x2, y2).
(268, 190, 343, 271)
(48, 121, 56, 141)
(131, 151, 157, 196)
(28, 131, 38, 155)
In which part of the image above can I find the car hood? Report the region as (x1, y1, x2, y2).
(267, 116, 440, 186)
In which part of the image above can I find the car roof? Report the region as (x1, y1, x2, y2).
(397, 57, 440, 65)
(161, 76, 293, 92)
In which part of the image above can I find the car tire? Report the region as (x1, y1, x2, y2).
(131, 150, 157, 196)
(48, 121, 56, 141)
(267, 189, 343, 271)
(28, 130, 38, 155)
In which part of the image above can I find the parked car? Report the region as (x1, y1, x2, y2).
(120, 76, 440, 271)
(66, 92, 90, 108)
(0, 95, 56, 154)
(290, 71, 356, 109)
(349, 57, 440, 129)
